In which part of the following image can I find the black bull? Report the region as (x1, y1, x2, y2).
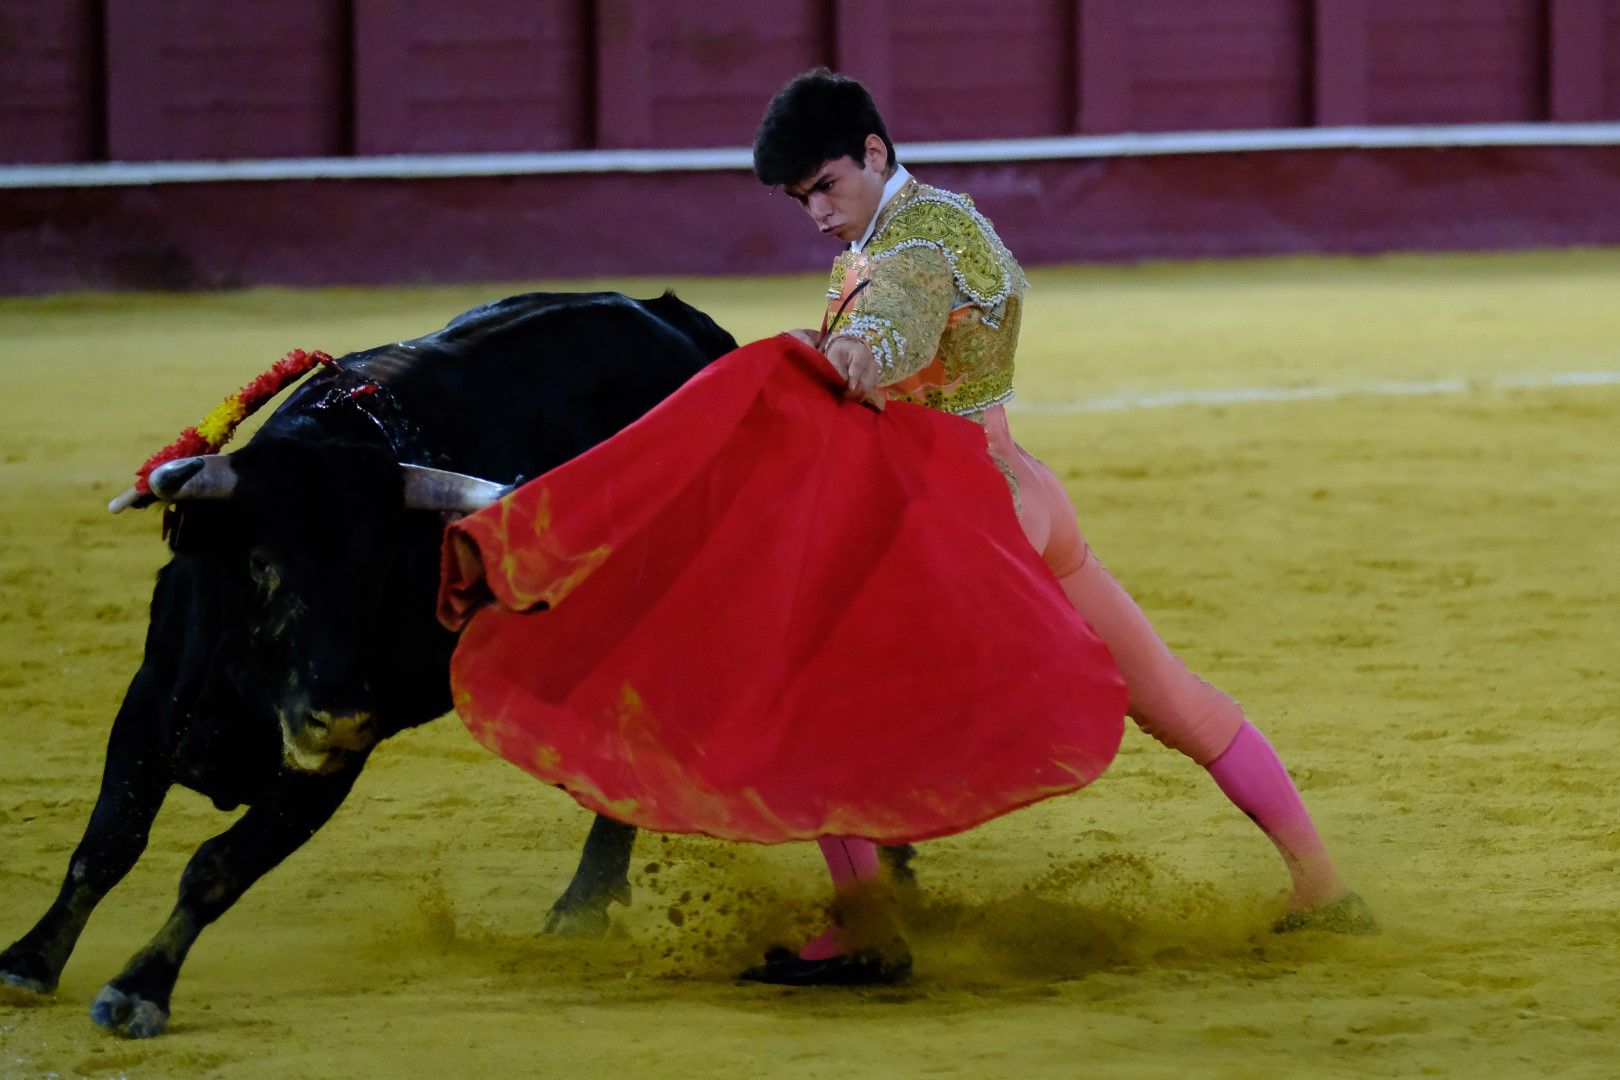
(0, 292, 913, 1039)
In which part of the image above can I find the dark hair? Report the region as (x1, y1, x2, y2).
(752, 68, 896, 188)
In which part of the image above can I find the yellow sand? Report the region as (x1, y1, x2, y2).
(1, 250, 1616, 1079)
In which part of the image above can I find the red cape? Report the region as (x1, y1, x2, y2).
(438, 337, 1125, 844)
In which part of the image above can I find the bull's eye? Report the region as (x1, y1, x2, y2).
(248, 550, 281, 595)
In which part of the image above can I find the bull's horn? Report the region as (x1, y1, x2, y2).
(149, 455, 239, 503)
(108, 486, 150, 514)
(400, 465, 513, 514)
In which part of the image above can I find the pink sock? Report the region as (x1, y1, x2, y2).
(797, 925, 845, 961)
(1205, 721, 1345, 908)
(802, 837, 882, 959)
(818, 836, 880, 887)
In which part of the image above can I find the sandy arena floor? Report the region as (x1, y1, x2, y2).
(1, 250, 1616, 1078)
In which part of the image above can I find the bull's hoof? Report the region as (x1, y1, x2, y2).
(0, 971, 53, 1004)
(542, 900, 613, 938)
(543, 879, 630, 939)
(0, 954, 57, 998)
(90, 984, 170, 1039)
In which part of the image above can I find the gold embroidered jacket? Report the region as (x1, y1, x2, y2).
(822, 178, 1029, 416)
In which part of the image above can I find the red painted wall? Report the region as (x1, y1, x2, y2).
(9, 1, 1620, 167)
(8, 2, 1620, 293)
(888, 0, 1074, 140)
(1088, 0, 1310, 133)
(354, 0, 591, 154)
(7, 145, 1620, 294)
(103, 0, 349, 160)
(0, 0, 102, 163)
(601, 0, 828, 149)
(1366, 0, 1546, 124)
(1606, 3, 1620, 112)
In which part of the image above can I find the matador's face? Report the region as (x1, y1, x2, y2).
(783, 134, 891, 245)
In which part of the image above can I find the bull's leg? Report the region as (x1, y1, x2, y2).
(544, 814, 636, 937)
(1, 674, 172, 997)
(880, 844, 918, 888)
(89, 763, 361, 1039)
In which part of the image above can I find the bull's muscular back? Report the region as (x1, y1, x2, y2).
(259, 291, 736, 483)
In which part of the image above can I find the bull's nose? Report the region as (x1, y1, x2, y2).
(304, 710, 377, 752)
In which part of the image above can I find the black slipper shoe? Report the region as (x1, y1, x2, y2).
(1272, 891, 1379, 935)
(738, 946, 913, 986)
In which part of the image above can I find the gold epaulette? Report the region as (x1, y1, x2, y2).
(864, 185, 1029, 311)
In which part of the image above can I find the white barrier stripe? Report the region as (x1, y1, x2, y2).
(1497, 371, 1620, 388)
(6, 122, 1620, 189)
(0, 147, 753, 188)
(907, 122, 1620, 163)
(1008, 370, 1620, 415)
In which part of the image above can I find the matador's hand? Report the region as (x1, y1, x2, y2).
(825, 337, 885, 412)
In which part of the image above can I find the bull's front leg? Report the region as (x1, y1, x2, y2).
(89, 762, 362, 1039)
(1, 671, 172, 998)
(545, 814, 636, 936)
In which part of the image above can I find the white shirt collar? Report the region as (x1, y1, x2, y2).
(851, 164, 912, 253)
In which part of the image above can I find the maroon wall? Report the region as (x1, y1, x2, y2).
(353, 0, 591, 153)
(1365, 0, 1546, 123)
(5, 1, 1620, 293)
(6, 144, 1620, 295)
(102, 0, 350, 160)
(7, 0, 1620, 165)
(599, 0, 829, 148)
(1082, 0, 1312, 133)
(887, 0, 1074, 140)
(0, 0, 102, 163)
(1606, 2, 1620, 113)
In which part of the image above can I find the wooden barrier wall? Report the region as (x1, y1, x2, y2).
(6, 2, 1620, 293)
(4, 0, 1620, 164)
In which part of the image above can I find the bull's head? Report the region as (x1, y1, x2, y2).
(114, 444, 509, 774)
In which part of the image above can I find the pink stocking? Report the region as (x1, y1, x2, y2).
(1206, 722, 1346, 908)
(988, 406, 1350, 913)
(801, 836, 882, 959)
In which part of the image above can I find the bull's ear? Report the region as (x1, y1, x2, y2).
(400, 464, 512, 514)
(110, 454, 239, 513)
